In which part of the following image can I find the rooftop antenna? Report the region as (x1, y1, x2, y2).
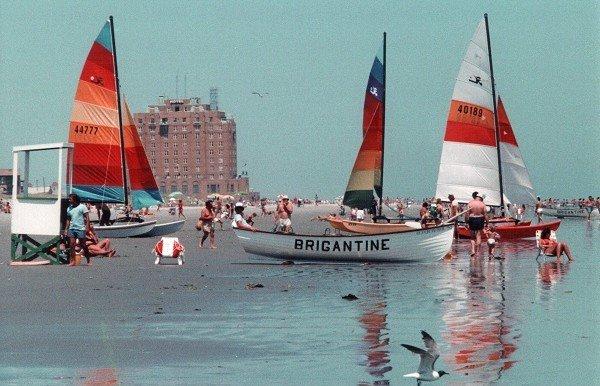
(210, 87, 218, 110)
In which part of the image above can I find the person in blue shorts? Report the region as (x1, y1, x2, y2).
(64, 193, 91, 266)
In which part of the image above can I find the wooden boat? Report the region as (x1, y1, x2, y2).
(68, 17, 177, 237)
(94, 220, 157, 238)
(433, 14, 559, 238)
(457, 219, 561, 240)
(133, 219, 186, 237)
(334, 219, 421, 235)
(233, 224, 454, 263)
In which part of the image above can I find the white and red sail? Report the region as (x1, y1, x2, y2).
(497, 97, 536, 206)
(435, 18, 535, 207)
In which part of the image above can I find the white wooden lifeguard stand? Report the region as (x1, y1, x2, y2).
(11, 143, 73, 264)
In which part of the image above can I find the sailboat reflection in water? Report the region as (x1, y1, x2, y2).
(356, 269, 392, 385)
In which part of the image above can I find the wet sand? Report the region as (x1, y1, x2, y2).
(1, 205, 598, 384)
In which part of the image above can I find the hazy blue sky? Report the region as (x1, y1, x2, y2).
(1, 1, 598, 198)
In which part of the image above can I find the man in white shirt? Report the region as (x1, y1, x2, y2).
(232, 202, 257, 231)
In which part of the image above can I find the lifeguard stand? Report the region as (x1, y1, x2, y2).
(11, 143, 73, 264)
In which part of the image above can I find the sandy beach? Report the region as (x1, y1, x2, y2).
(1, 204, 599, 384)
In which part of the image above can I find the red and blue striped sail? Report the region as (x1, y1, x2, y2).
(343, 41, 384, 209)
(69, 21, 124, 202)
(122, 99, 163, 209)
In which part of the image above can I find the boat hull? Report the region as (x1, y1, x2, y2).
(542, 207, 599, 219)
(327, 218, 421, 234)
(94, 220, 157, 238)
(233, 224, 454, 263)
(133, 220, 186, 237)
(457, 220, 561, 240)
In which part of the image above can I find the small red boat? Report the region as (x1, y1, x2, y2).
(458, 220, 561, 240)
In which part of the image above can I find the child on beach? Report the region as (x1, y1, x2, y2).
(484, 225, 501, 259)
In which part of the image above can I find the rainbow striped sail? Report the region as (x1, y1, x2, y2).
(69, 21, 123, 202)
(69, 19, 163, 209)
(343, 38, 385, 209)
(122, 99, 162, 209)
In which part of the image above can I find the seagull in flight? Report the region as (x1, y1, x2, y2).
(251, 91, 268, 98)
(401, 331, 448, 385)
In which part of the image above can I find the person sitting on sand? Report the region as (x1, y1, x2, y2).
(483, 225, 501, 259)
(85, 224, 116, 258)
(539, 228, 574, 262)
(231, 202, 257, 231)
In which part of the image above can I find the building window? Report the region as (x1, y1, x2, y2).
(173, 134, 178, 140)
(229, 184, 234, 192)
(193, 184, 199, 193)
(150, 135, 155, 141)
(218, 149, 223, 155)
(160, 185, 166, 194)
(196, 159, 200, 164)
(196, 174, 201, 179)
(164, 150, 169, 156)
(151, 118, 155, 123)
(218, 158, 223, 163)
(196, 142, 201, 148)
(183, 160, 187, 165)
(163, 143, 168, 148)
(171, 185, 177, 192)
(219, 133, 222, 138)
(174, 150, 178, 156)
(150, 150, 155, 156)
(151, 143, 156, 148)
(174, 117, 178, 122)
(182, 184, 188, 194)
(209, 174, 214, 180)
(149, 125, 156, 132)
(195, 133, 200, 139)
(182, 117, 187, 123)
(173, 143, 178, 148)
(219, 174, 223, 179)
(208, 184, 218, 193)
(209, 141, 214, 147)
(174, 159, 179, 166)
(195, 166, 200, 172)
(209, 133, 214, 139)
(152, 159, 156, 165)
(210, 158, 214, 163)
(195, 150, 201, 156)
(219, 141, 223, 147)
(182, 133, 187, 139)
(209, 150, 214, 155)
(164, 159, 169, 164)
(183, 150, 188, 156)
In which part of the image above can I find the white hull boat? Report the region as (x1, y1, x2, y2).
(134, 219, 186, 237)
(542, 207, 599, 219)
(233, 224, 454, 263)
(95, 220, 157, 238)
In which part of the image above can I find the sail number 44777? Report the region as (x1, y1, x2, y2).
(73, 125, 99, 135)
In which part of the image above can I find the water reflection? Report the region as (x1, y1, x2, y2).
(356, 267, 391, 386)
(537, 261, 571, 290)
(439, 257, 519, 383)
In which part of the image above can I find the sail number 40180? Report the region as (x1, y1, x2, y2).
(457, 105, 482, 117)
(73, 125, 99, 135)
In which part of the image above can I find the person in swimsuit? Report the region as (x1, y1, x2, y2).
(539, 228, 573, 261)
(465, 191, 488, 257)
(199, 200, 216, 249)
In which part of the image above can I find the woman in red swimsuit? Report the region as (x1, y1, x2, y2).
(539, 228, 574, 261)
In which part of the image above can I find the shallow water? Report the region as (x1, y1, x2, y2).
(0, 210, 598, 385)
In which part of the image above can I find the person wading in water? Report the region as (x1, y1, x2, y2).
(465, 191, 488, 257)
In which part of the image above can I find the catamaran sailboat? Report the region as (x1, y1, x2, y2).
(435, 14, 560, 239)
(69, 17, 184, 238)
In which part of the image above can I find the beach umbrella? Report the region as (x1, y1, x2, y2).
(168, 191, 184, 198)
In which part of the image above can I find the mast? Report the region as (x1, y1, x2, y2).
(109, 15, 129, 208)
(484, 13, 504, 214)
(378, 32, 386, 217)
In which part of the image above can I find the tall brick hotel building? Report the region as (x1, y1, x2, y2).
(134, 96, 248, 198)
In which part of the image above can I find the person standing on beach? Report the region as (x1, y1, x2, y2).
(64, 193, 91, 266)
(465, 191, 487, 257)
(178, 199, 185, 219)
(199, 200, 216, 249)
(276, 195, 294, 233)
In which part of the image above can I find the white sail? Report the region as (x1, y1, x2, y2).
(497, 97, 536, 206)
(435, 18, 502, 205)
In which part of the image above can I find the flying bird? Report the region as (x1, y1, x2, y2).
(251, 91, 268, 98)
(401, 331, 448, 385)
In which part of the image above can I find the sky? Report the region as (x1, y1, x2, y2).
(1, 1, 598, 199)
